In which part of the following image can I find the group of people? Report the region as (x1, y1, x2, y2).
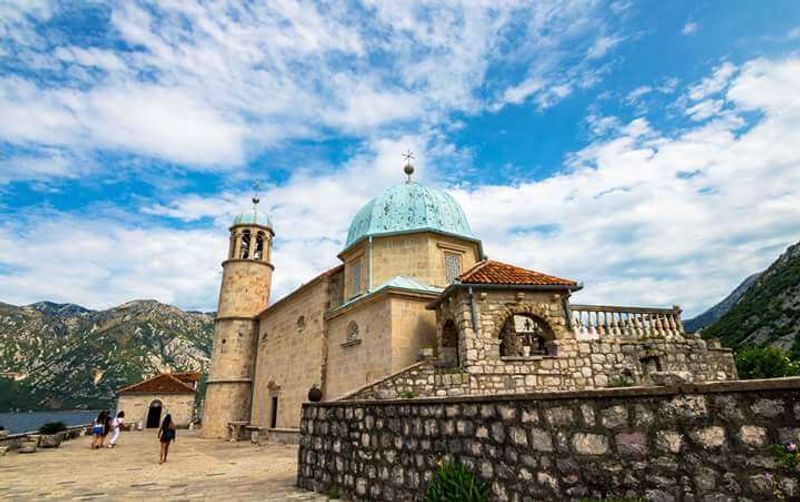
(90, 410, 125, 449)
(90, 410, 177, 464)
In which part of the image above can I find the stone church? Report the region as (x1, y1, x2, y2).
(201, 160, 736, 439)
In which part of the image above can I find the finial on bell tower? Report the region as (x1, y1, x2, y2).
(402, 149, 415, 183)
(252, 180, 262, 217)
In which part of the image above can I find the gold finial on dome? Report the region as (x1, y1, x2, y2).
(402, 149, 415, 183)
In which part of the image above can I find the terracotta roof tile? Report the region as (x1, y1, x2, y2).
(457, 260, 578, 288)
(117, 373, 196, 395)
(170, 371, 201, 384)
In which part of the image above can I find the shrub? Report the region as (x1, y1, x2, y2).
(424, 460, 488, 502)
(38, 421, 67, 435)
(401, 390, 417, 399)
(323, 486, 340, 499)
(607, 376, 635, 388)
(734, 345, 800, 379)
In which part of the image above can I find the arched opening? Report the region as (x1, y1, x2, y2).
(146, 400, 162, 428)
(499, 314, 554, 357)
(254, 232, 265, 260)
(239, 230, 251, 259)
(441, 320, 459, 366)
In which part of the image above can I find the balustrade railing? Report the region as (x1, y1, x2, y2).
(569, 304, 684, 339)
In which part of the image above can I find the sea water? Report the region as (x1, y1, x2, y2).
(0, 410, 101, 434)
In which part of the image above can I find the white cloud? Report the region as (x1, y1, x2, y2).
(682, 22, 700, 36)
(114, 56, 800, 316)
(0, 216, 225, 310)
(0, 1, 629, 173)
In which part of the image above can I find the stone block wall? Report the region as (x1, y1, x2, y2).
(298, 378, 800, 501)
(340, 360, 470, 401)
(117, 393, 195, 428)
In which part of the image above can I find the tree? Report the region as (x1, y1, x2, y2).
(734, 345, 800, 379)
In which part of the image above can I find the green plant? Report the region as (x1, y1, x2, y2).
(735, 345, 800, 379)
(401, 390, 417, 399)
(324, 486, 341, 499)
(424, 460, 488, 502)
(38, 421, 67, 435)
(770, 444, 800, 470)
(607, 376, 634, 388)
(577, 498, 645, 502)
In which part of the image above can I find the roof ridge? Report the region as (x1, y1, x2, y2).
(117, 372, 196, 394)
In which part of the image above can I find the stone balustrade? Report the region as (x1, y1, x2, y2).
(570, 304, 684, 339)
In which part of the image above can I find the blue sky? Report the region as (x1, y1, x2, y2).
(1, 1, 799, 315)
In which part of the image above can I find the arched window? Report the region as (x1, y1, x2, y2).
(346, 321, 359, 342)
(441, 320, 459, 366)
(499, 314, 554, 357)
(254, 232, 265, 260)
(240, 230, 251, 259)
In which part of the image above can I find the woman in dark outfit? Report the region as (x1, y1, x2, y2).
(157, 414, 176, 464)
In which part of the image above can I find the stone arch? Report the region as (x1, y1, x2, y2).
(491, 305, 560, 357)
(440, 319, 459, 366)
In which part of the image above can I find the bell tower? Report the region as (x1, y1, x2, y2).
(202, 193, 274, 438)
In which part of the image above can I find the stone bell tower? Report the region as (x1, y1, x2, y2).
(201, 194, 274, 438)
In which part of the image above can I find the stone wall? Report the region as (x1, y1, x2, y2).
(251, 275, 330, 429)
(298, 378, 800, 501)
(429, 287, 736, 396)
(339, 360, 470, 401)
(117, 393, 195, 428)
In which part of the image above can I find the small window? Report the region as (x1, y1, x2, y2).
(346, 322, 359, 342)
(351, 260, 362, 296)
(444, 253, 462, 284)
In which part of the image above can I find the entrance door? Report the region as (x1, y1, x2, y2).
(146, 400, 162, 428)
(270, 396, 278, 428)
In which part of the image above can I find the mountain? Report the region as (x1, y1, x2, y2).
(0, 299, 214, 411)
(684, 273, 761, 333)
(701, 240, 800, 350)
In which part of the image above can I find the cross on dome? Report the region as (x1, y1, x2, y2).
(402, 149, 415, 183)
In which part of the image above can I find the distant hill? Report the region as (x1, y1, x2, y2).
(684, 273, 761, 333)
(701, 240, 800, 350)
(0, 299, 214, 411)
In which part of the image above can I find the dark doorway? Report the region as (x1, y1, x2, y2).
(441, 320, 460, 367)
(146, 400, 162, 428)
(270, 396, 278, 428)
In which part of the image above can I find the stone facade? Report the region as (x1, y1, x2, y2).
(251, 274, 331, 429)
(202, 174, 737, 445)
(117, 393, 195, 428)
(298, 378, 800, 501)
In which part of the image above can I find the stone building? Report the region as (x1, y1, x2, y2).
(201, 160, 736, 439)
(116, 372, 199, 429)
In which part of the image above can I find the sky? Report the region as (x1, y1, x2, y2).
(1, 1, 799, 316)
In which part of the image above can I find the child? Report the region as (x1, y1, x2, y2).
(108, 411, 125, 448)
(90, 411, 106, 449)
(157, 414, 176, 464)
(100, 410, 112, 447)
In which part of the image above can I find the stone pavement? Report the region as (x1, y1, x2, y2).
(0, 430, 330, 501)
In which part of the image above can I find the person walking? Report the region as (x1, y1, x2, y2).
(100, 409, 112, 447)
(90, 411, 106, 449)
(108, 411, 125, 448)
(157, 414, 176, 464)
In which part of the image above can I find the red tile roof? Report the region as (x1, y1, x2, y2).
(117, 373, 197, 395)
(457, 260, 578, 288)
(170, 371, 201, 384)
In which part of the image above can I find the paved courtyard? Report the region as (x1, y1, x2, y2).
(0, 430, 330, 501)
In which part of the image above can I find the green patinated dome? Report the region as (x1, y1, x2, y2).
(345, 181, 474, 249)
(233, 210, 273, 228)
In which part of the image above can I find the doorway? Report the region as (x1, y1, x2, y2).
(270, 396, 278, 429)
(146, 400, 162, 428)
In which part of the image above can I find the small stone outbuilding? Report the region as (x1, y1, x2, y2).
(116, 372, 199, 429)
